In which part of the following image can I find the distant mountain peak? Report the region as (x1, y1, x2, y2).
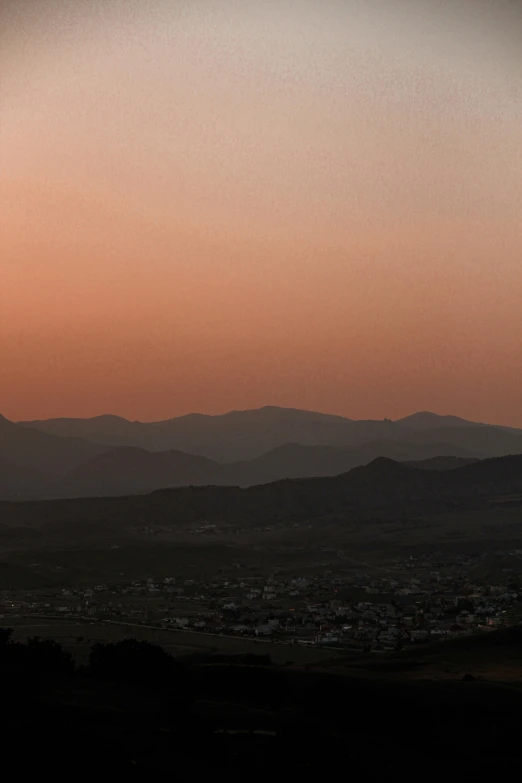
(365, 456, 414, 471)
(396, 411, 481, 430)
(81, 414, 130, 423)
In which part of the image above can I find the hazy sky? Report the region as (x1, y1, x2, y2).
(1, 0, 521, 424)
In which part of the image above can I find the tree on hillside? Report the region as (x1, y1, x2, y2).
(88, 638, 184, 685)
(88, 638, 192, 722)
(0, 627, 13, 647)
(25, 636, 75, 673)
(1, 630, 74, 673)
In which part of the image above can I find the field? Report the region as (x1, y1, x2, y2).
(1, 498, 521, 590)
(7, 617, 342, 666)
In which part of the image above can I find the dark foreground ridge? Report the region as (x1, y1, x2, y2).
(2, 626, 522, 776)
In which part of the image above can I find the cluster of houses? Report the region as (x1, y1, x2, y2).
(2, 553, 520, 652)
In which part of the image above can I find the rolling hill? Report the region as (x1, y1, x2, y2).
(0, 414, 107, 497)
(2, 454, 521, 536)
(51, 446, 222, 498)
(35, 441, 483, 499)
(0, 454, 520, 588)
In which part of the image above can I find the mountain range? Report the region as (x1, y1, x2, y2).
(1, 452, 521, 589)
(17, 406, 522, 460)
(1, 407, 521, 500)
(2, 454, 521, 536)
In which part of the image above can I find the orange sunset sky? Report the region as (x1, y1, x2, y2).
(1, 0, 521, 425)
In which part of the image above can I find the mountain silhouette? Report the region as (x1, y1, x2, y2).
(3, 408, 521, 499)
(396, 411, 483, 430)
(52, 446, 222, 498)
(20, 406, 354, 460)
(0, 414, 107, 496)
(2, 455, 521, 538)
(18, 406, 522, 462)
(403, 456, 479, 470)
(36, 441, 481, 499)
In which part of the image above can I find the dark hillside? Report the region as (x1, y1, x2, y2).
(2, 630, 522, 775)
(2, 454, 520, 535)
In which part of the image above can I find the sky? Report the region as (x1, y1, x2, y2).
(1, 0, 521, 425)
